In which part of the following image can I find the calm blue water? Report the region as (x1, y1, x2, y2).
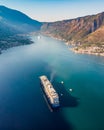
(0, 35, 104, 130)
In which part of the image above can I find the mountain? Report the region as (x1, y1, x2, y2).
(0, 5, 104, 56)
(0, 5, 42, 32)
(81, 25, 104, 46)
(0, 5, 41, 53)
(41, 12, 104, 45)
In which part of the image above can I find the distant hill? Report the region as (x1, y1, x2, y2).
(0, 5, 42, 53)
(0, 5, 42, 33)
(41, 12, 104, 47)
(0, 5, 104, 55)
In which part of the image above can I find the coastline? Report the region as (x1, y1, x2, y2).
(54, 36, 104, 57)
(35, 32, 104, 57)
(0, 35, 33, 55)
(45, 34, 104, 57)
(70, 47, 104, 57)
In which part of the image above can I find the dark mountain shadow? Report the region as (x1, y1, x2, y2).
(41, 67, 79, 108)
(39, 87, 75, 130)
(52, 80, 79, 108)
(38, 67, 76, 130)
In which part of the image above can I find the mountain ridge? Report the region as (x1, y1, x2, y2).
(41, 11, 104, 55)
(0, 5, 104, 56)
(0, 5, 41, 53)
(41, 11, 104, 42)
(0, 5, 42, 32)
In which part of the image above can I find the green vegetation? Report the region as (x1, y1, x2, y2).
(0, 5, 41, 54)
(0, 34, 33, 53)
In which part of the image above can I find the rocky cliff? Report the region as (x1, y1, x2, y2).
(41, 12, 104, 46)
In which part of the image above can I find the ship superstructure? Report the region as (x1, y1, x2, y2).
(40, 75, 60, 108)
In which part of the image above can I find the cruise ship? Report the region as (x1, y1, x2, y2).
(40, 75, 60, 108)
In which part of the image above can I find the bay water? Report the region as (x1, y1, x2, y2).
(0, 35, 104, 130)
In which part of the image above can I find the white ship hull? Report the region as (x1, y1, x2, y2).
(40, 75, 60, 108)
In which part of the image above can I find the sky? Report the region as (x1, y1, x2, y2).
(0, 0, 104, 22)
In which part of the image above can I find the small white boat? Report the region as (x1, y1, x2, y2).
(61, 81, 64, 84)
(69, 88, 73, 92)
(61, 93, 63, 96)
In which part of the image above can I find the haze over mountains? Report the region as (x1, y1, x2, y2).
(0, 5, 41, 33)
(0, 5, 104, 54)
(0, 5, 41, 52)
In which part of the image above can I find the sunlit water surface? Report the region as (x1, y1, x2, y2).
(0, 36, 104, 130)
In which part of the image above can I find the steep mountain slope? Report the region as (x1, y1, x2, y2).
(0, 21, 33, 53)
(0, 5, 42, 32)
(0, 5, 41, 53)
(0, 5, 104, 56)
(41, 12, 104, 45)
(72, 25, 104, 55)
(81, 25, 104, 46)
